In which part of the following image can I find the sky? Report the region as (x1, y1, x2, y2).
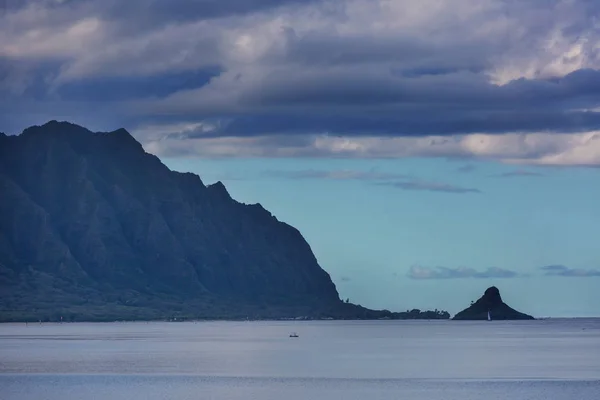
(2, 0, 600, 317)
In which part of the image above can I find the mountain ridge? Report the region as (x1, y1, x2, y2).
(0, 121, 450, 322)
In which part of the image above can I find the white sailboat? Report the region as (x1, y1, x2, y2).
(487, 310, 491, 321)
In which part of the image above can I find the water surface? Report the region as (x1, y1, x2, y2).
(1, 319, 599, 399)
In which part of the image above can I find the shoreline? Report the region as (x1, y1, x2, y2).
(0, 316, 452, 324)
(3, 317, 599, 325)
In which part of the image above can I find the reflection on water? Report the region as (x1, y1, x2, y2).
(1, 319, 599, 399)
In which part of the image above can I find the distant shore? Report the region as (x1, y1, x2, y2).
(0, 300, 451, 323)
(3, 317, 599, 325)
(0, 315, 452, 323)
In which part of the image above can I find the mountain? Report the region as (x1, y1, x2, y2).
(0, 121, 449, 322)
(452, 286, 534, 320)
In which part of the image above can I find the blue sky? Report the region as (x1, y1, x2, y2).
(163, 156, 600, 317)
(2, 0, 600, 316)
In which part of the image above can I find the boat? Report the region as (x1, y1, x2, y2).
(487, 310, 491, 321)
(289, 332, 299, 338)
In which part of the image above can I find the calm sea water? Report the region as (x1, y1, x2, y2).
(1, 319, 599, 399)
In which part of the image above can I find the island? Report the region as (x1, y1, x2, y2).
(0, 121, 450, 322)
(452, 286, 534, 320)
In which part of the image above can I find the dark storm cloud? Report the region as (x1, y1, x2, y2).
(541, 265, 600, 277)
(5, 0, 315, 23)
(106, 0, 316, 23)
(276, 31, 493, 70)
(206, 109, 600, 138)
(57, 67, 222, 102)
(0, 58, 62, 99)
(3, 0, 600, 165)
(238, 66, 600, 109)
(408, 266, 520, 280)
(147, 68, 600, 138)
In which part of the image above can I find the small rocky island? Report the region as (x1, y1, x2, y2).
(453, 286, 535, 320)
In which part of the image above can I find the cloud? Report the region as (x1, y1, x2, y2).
(143, 69, 600, 138)
(263, 168, 480, 194)
(264, 169, 408, 181)
(541, 265, 600, 277)
(140, 130, 600, 167)
(457, 164, 477, 173)
(3, 0, 600, 165)
(408, 266, 520, 279)
(377, 181, 481, 194)
(408, 265, 600, 279)
(495, 169, 545, 178)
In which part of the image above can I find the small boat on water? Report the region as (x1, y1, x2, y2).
(487, 310, 492, 321)
(289, 332, 299, 338)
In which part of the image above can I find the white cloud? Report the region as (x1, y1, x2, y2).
(140, 129, 600, 166)
(0, 2, 105, 59)
(407, 265, 520, 279)
(541, 265, 600, 277)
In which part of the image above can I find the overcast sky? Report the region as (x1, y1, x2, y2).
(2, 0, 599, 316)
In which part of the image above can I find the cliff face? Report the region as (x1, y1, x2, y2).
(452, 286, 534, 320)
(0, 121, 342, 320)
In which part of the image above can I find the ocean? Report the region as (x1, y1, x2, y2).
(1, 319, 599, 399)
